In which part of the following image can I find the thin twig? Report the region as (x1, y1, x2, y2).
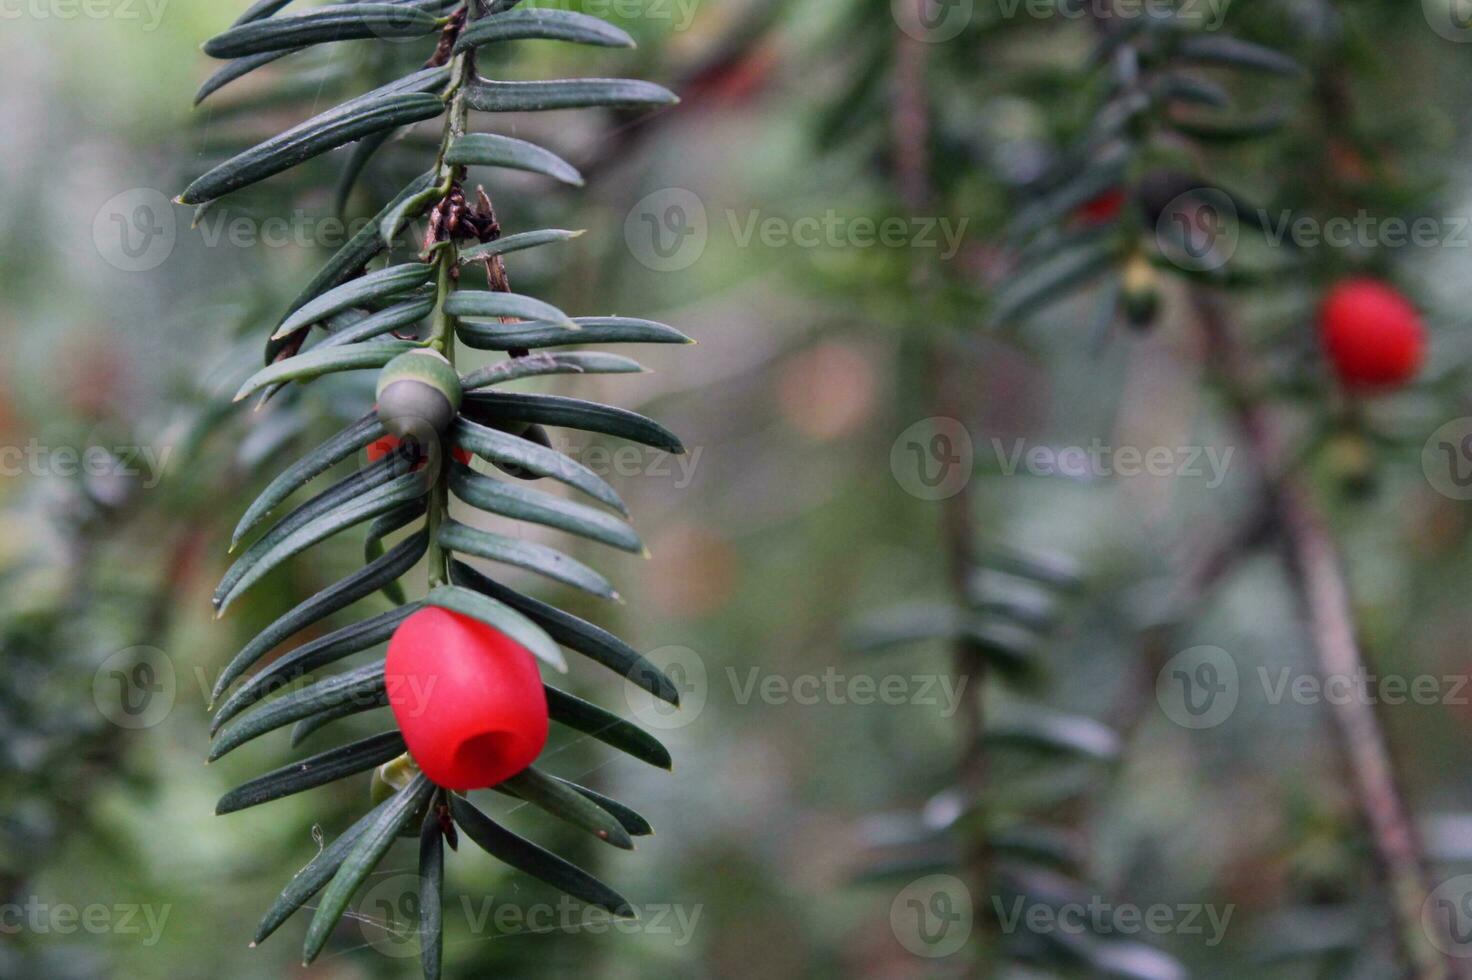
(1192, 288, 1459, 980)
(891, 0, 990, 956)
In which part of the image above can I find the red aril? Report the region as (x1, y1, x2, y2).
(385, 607, 548, 790)
(1319, 279, 1426, 389)
(1076, 187, 1127, 225)
(366, 434, 473, 468)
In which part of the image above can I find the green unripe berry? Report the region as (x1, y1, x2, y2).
(376, 349, 462, 437)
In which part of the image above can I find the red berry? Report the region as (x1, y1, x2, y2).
(1319, 279, 1426, 389)
(385, 607, 548, 790)
(1076, 187, 1127, 225)
(366, 434, 473, 467)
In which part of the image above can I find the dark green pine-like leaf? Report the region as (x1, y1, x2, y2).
(457, 228, 584, 266)
(211, 662, 386, 761)
(464, 78, 677, 113)
(450, 463, 642, 554)
(847, 602, 1039, 676)
(195, 49, 297, 105)
(463, 391, 684, 454)
(419, 807, 444, 980)
(989, 240, 1118, 326)
(445, 133, 585, 186)
(438, 520, 618, 600)
(987, 825, 1084, 876)
(1173, 34, 1303, 77)
(334, 127, 397, 216)
(254, 804, 380, 945)
(181, 73, 448, 204)
(234, 340, 417, 401)
(303, 774, 435, 964)
(228, 452, 409, 598)
(228, 449, 406, 583)
(461, 350, 644, 389)
(455, 9, 634, 53)
(978, 548, 1086, 593)
(205, 4, 443, 59)
(424, 584, 567, 672)
(500, 767, 634, 849)
(983, 711, 1120, 763)
(451, 560, 680, 706)
(275, 263, 434, 339)
(215, 468, 431, 614)
(443, 289, 579, 329)
(380, 179, 447, 247)
(216, 731, 406, 815)
(1082, 939, 1189, 980)
(269, 169, 437, 364)
(452, 417, 627, 515)
(1169, 111, 1288, 144)
(1155, 73, 1230, 109)
(458, 316, 691, 351)
(1011, 155, 1128, 241)
(212, 530, 427, 703)
(450, 796, 635, 917)
(234, 0, 296, 26)
(560, 780, 653, 837)
(290, 683, 390, 746)
(544, 684, 672, 770)
(363, 500, 427, 606)
(847, 601, 963, 652)
(233, 411, 384, 549)
(314, 295, 436, 350)
(212, 604, 420, 732)
(960, 620, 1040, 677)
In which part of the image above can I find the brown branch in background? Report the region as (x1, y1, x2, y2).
(891, 0, 990, 956)
(1192, 288, 1461, 980)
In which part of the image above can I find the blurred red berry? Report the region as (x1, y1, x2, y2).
(1319, 279, 1426, 389)
(385, 607, 548, 790)
(1076, 187, 1127, 225)
(366, 434, 473, 467)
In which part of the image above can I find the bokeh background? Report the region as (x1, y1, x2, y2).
(6, 1, 1472, 977)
